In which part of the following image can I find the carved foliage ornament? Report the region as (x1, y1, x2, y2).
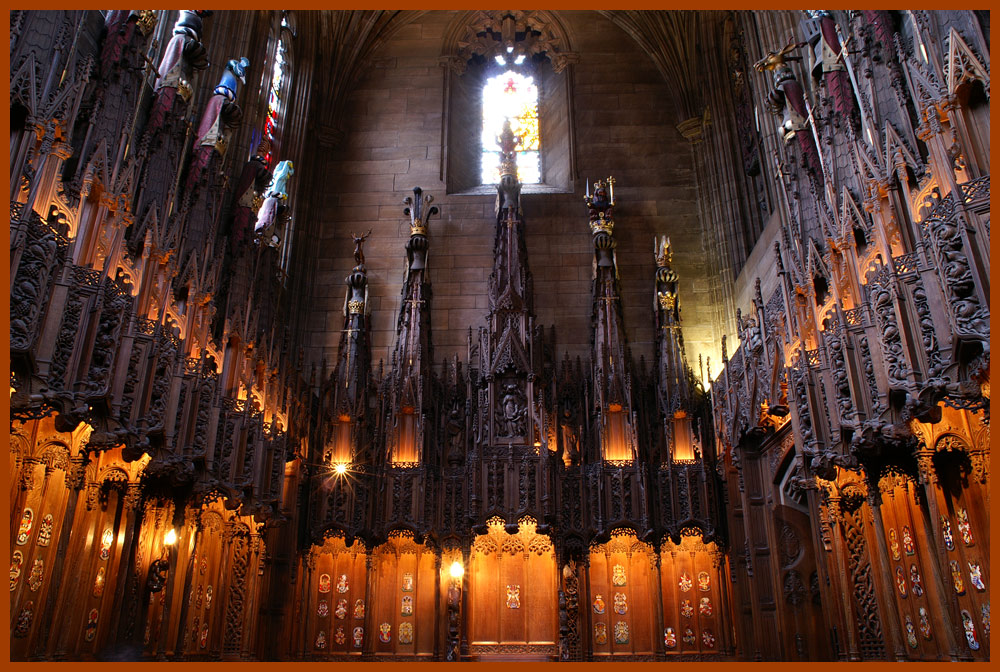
(448, 11, 578, 74)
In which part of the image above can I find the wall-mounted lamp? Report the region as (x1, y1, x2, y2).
(449, 561, 464, 580)
(163, 528, 177, 546)
(334, 463, 348, 475)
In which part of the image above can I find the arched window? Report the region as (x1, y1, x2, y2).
(442, 10, 578, 195)
(481, 69, 540, 184)
(263, 32, 286, 167)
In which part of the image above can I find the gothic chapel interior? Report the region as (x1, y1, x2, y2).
(8, 9, 991, 662)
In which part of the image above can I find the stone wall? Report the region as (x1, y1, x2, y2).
(303, 11, 712, 371)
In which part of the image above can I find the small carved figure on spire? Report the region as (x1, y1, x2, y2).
(352, 229, 373, 266)
(495, 120, 522, 217)
(585, 177, 615, 236)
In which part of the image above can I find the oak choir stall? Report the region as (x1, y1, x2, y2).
(8, 9, 990, 662)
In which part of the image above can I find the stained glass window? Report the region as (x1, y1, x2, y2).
(481, 70, 540, 184)
(263, 37, 286, 166)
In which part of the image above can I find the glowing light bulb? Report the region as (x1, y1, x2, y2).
(449, 561, 464, 579)
(334, 463, 347, 475)
(164, 529, 177, 546)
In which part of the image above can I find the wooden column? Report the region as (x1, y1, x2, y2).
(30, 454, 88, 659)
(864, 490, 906, 660)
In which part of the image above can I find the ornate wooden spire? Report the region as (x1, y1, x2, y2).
(586, 176, 636, 462)
(327, 234, 372, 463)
(384, 187, 438, 465)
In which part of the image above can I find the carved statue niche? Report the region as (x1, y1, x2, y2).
(496, 381, 528, 439)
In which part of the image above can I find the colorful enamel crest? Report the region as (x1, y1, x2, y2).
(334, 626, 346, 645)
(699, 597, 712, 616)
(968, 562, 985, 591)
(93, 566, 105, 597)
(593, 594, 605, 614)
(594, 623, 608, 645)
(200, 622, 209, 648)
(901, 525, 914, 556)
(36, 514, 53, 547)
(909, 565, 924, 597)
(612, 563, 627, 586)
(401, 595, 413, 616)
(85, 608, 99, 642)
(918, 607, 932, 640)
(940, 517, 955, 551)
(195, 584, 203, 609)
(317, 599, 329, 618)
(614, 592, 627, 615)
(201, 556, 208, 575)
(399, 621, 414, 644)
(895, 566, 908, 598)
(698, 571, 711, 592)
(664, 627, 677, 648)
(318, 573, 331, 593)
(379, 622, 392, 643)
(702, 629, 716, 648)
(315, 630, 327, 649)
(956, 508, 974, 546)
(888, 528, 900, 561)
(354, 598, 365, 619)
(10, 550, 23, 591)
(962, 609, 979, 650)
(681, 599, 694, 618)
(950, 560, 965, 595)
(614, 620, 629, 644)
(981, 603, 989, 638)
(904, 615, 918, 648)
(28, 558, 44, 592)
(402, 572, 414, 591)
(336, 573, 349, 593)
(205, 585, 213, 609)
(17, 508, 33, 546)
(335, 599, 348, 619)
(99, 528, 114, 560)
(678, 572, 692, 592)
(682, 627, 696, 644)
(506, 584, 520, 609)
(353, 626, 364, 647)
